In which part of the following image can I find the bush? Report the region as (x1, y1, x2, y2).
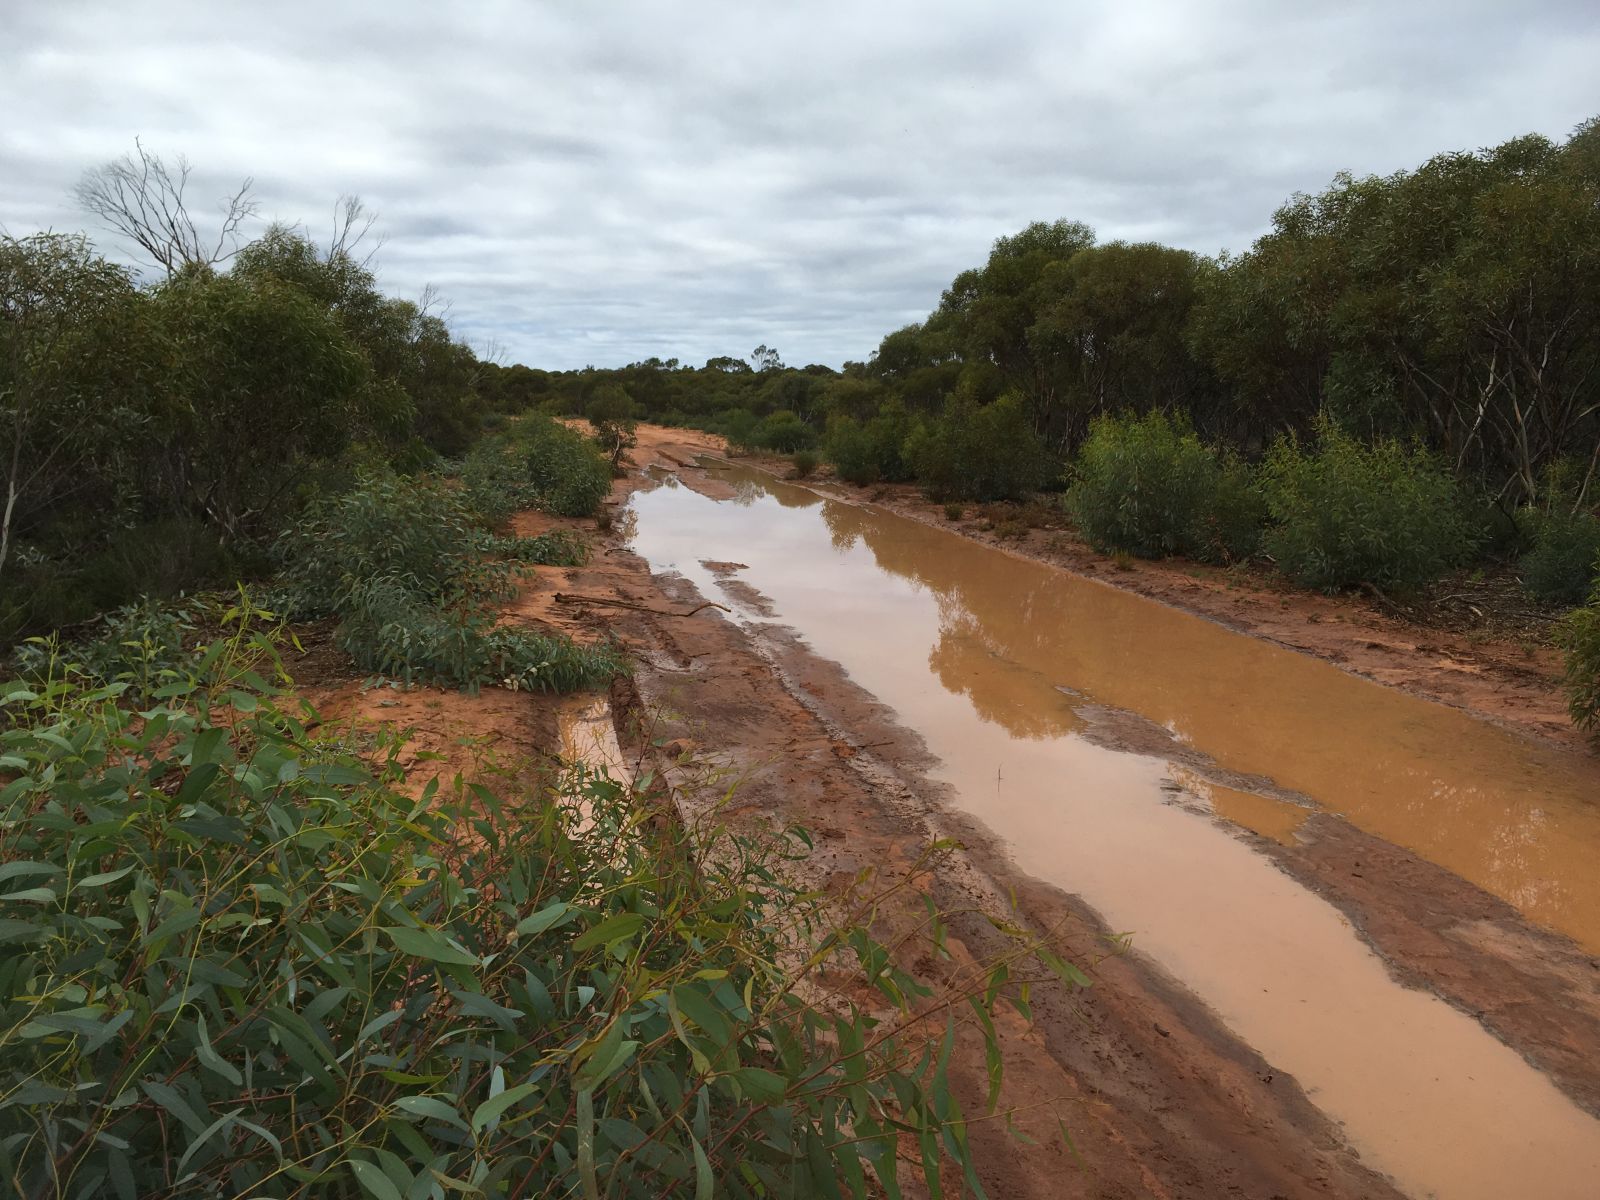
(1520, 508, 1600, 606)
(944, 502, 964, 521)
(460, 438, 531, 527)
(585, 384, 638, 472)
(0, 648, 1062, 1197)
(337, 577, 622, 693)
(715, 408, 762, 454)
(277, 476, 616, 693)
(1259, 421, 1474, 591)
(1068, 412, 1264, 563)
(791, 449, 819, 478)
(823, 403, 915, 486)
(1559, 598, 1600, 731)
(277, 474, 503, 616)
(475, 528, 589, 566)
(903, 393, 1056, 502)
(10, 595, 209, 703)
(755, 410, 816, 454)
(515, 416, 613, 517)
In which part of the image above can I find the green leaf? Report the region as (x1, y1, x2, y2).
(470, 1082, 537, 1133)
(76, 865, 135, 889)
(0, 862, 59, 885)
(384, 925, 479, 966)
(691, 1133, 713, 1200)
(139, 1080, 207, 1135)
(514, 900, 571, 937)
(0, 887, 57, 904)
(0, 919, 44, 944)
(671, 983, 733, 1044)
(571, 911, 646, 952)
(349, 1158, 404, 1200)
(1037, 947, 1092, 988)
(574, 1024, 639, 1091)
(731, 1067, 787, 1103)
(393, 1095, 469, 1131)
(576, 1088, 599, 1200)
(194, 1013, 242, 1085)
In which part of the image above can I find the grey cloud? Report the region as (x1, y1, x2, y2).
(3, 0, 1596, 369)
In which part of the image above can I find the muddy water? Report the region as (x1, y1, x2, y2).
(557, 696, 632, 783)
(627, 468, 1600, 1200)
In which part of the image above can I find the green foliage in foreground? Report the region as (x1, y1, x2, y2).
(0, 644, 1074, 1197)
(1559, 595, 1600, 732)
(1068, 412, 1264, 564)
(1259, 422, 1475, 592)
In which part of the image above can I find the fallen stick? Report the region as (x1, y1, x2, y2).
(554, 593, 731, 618)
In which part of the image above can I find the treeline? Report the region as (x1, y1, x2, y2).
(520, 117, 1600, 511)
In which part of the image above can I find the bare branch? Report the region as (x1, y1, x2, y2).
(418, 282, 451, 320)
(75, 140, 257, 277)
(327, 194, 385, 268)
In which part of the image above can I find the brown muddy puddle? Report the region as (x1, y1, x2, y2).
(627, 467, 1600, 1200)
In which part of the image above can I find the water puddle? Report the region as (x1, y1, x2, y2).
(626, 467, 1600, 1200)
(557, 696, 632, 784)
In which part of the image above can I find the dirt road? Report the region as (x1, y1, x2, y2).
(300, 425, 1600, 1197)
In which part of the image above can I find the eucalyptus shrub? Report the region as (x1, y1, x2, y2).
(1068, 412, 1263, 563)
(754, 411, 815, 454)
(459, 440, 535, 528)
(473, 529, 588, 567)
(514, 417, 612, 518)
(1559, 595, 1600, 731)
(824, 404, 915, 486)
(459, 419, 611, 526)
(275, 476, 613, 694)
(277, 475, 504, 616)
(0, 643, 1074, 1198)
(902, 395, 1056, 503)
(337, 578, 622, 694)
(1259, 421, 1474, 592)
(10, 596, 203, 701)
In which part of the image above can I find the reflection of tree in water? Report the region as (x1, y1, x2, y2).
(727, 468, 823, 511)
(818, 499, 1078, 740)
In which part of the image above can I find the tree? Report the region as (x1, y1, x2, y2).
(751, 343, 784, 372)
(145, 270, 370, 539)
(585, 383, 637, 470)
(75, 140, 258, 277)
(0, 234, 143, 589)
(936, 219, 1097, 444)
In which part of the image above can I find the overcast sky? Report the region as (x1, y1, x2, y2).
(3, 1, 1596, 370)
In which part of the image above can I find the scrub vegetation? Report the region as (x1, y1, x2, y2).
(0, 629, 1066, 1198)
